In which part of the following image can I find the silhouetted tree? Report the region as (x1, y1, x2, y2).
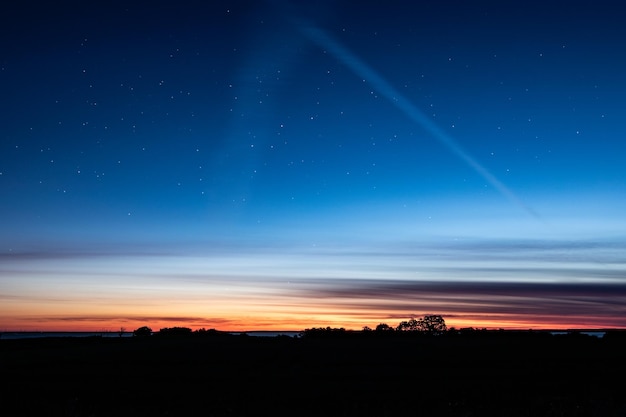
(375, 323, 394, 332)
(396, 318, 420, 331)
(416, 315, 447, 335)
(395, 315, 447, 335)
(133, 326, 152, 337)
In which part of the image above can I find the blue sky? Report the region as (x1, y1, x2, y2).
(1, 0, 625, 331)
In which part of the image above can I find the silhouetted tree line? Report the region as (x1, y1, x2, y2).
(300, 316, 624, 340)
(370, 314, 448, 335)
(131, 315, 625, 341)
(301, 315, 448, 338)
(298, 326, 349, 338)
(132, 326, 234, 338)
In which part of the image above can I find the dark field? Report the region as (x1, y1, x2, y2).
(2, 331, 626, 416)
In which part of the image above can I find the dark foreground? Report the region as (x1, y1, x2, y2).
(2, 331, 626, 416)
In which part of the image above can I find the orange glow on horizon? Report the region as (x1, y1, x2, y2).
(2, 313, 623, 333)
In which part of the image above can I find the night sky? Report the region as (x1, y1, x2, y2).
(2, 0, 625, 332)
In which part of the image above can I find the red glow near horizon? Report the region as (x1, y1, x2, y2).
(3, 313, 624, 333)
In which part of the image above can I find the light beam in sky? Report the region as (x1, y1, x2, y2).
(298, 23, 541, 220)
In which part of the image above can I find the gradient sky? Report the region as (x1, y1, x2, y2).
(1, 0, 625, 332)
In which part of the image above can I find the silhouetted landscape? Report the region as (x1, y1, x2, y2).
(2, 318, 626, 416)
(3, 7, 626, 417)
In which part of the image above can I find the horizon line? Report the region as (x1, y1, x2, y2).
(3, 327, 625, 334)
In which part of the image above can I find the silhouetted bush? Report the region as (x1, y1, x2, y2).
(300, 326, 349, 338)
(157, 327, 192, 337)
(193, 328, 233, 338)
(132, 326, 153, 337)
(603, 329, 626, 342)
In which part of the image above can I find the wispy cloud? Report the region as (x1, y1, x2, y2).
(2, 236, 625, 330)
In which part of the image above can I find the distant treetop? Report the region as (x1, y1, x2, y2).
(132, 326, 153, 337)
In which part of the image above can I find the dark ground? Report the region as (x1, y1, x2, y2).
(2, 330, 626, 416)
